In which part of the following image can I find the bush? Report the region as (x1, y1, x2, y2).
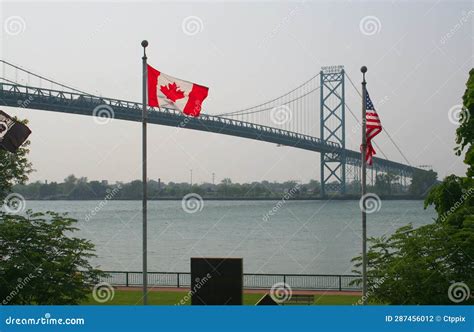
(0, 211, 104, 304)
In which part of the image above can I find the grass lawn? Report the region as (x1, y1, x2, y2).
(82, 290, 360, 305)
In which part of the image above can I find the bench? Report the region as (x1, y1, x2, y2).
(283, 294, 314, 305)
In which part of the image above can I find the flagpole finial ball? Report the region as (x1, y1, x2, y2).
(361, 66, 367, 73)
(141, 40, 148, 48)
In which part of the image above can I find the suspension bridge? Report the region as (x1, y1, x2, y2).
(0, 60, 425, 196)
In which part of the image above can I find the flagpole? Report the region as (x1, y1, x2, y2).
(360, 65, 368, 304)
(141, 39, 148, 305)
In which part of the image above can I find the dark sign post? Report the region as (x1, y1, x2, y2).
(191, 257, 243, 305)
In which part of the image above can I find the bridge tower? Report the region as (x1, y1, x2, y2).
(320, 66, 346, 197)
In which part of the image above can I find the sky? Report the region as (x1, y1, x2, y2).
(0, 0, 473, 185)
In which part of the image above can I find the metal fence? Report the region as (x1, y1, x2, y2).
(101, 271, 361, 291)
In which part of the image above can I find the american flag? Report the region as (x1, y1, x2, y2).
(364, 90, 382, 165)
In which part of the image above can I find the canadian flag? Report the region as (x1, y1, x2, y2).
(147, 65, 209, 117)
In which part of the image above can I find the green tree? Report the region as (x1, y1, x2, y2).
(307, 180, 321, 195)
(374, 174, 390, 195)
(0, 211, 104, 304)
(409, 169, 438, 198)
(0, 117, 104, 305)
(0, 119, 33, 201)
(62, 174, 78, 196)
(456, 68, 474, 177)
(352, 69, 474, 304)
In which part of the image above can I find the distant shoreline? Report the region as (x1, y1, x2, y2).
(22, 196, 425, 201)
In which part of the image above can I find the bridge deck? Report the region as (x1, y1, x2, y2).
(0, 83, 419, 175)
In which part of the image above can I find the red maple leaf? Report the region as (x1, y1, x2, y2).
(160, 82, 185, 102)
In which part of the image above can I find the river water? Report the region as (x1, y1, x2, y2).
(25, 200, 435, 275)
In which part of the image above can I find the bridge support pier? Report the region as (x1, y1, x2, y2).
(320, 66, 346, 197)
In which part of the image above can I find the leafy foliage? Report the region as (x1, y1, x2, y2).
(14, 176, 319, 200)
(352, 222, 474, 304)
(425, 175, 473, 227)
(0, 118, 33, 201)
(456, 68, 474, 177)
(15, 175, 421, 200)
(409, 169, 438, 198)
(374, 172, 399, 195)
(0, 211, 104, 304)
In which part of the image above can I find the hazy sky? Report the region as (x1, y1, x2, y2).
(1, 0, 472, 184)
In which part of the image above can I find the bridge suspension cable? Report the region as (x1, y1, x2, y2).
(0, 59, 414, 172)
(215, 72, 322, 137)
(217, 72, 320, 117)
(0, 61, 423, 193)
(0, 76, 18, 85)
(345, 72, 412, 167)
(320, 77, 389, 161)
(0, 59, 97, 97)
(217, 86, 321, 117)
